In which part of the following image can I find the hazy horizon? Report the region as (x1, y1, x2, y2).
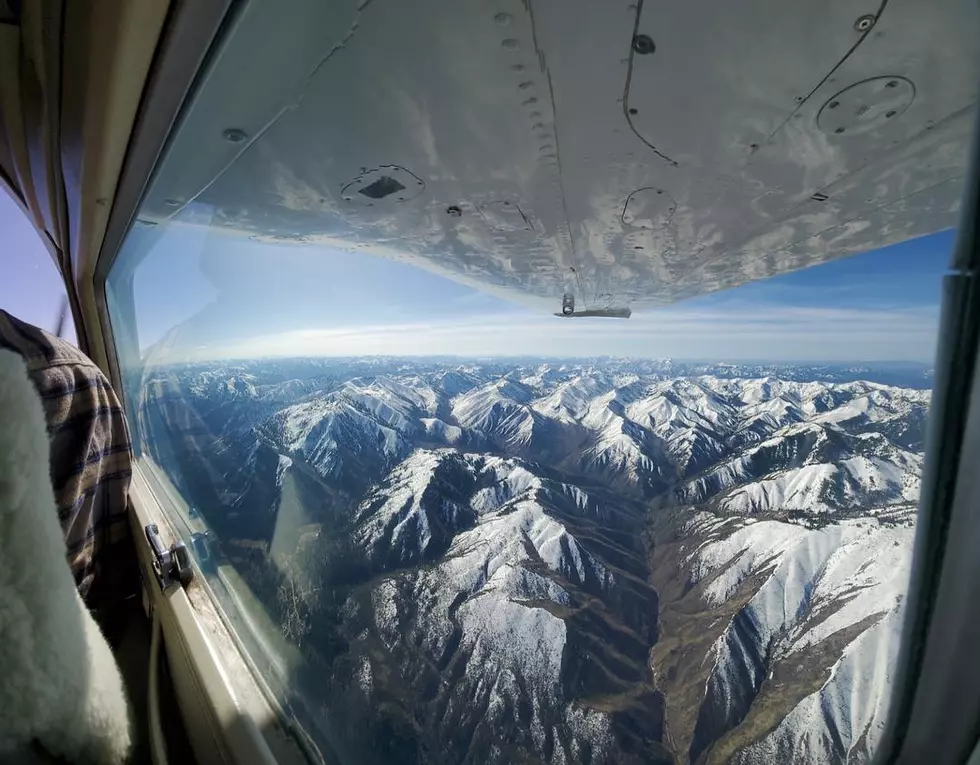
(142, 351, 936, 367)
(129, 222, 951, 366)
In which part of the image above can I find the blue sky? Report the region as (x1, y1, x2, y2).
(3, 188, 953, 363)
(0, 190, 77, 345)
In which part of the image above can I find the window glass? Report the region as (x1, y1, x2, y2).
(0, 190, 77, 346)
(104, 2, 962, 762)
(107, 210, 950, 764)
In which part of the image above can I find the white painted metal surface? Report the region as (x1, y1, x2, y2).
(138, 0, 978, 313)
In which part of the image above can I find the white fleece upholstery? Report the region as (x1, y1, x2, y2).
(0, 349, 132, 764)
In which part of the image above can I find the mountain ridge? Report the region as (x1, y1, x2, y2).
(137, 357, 925, 764)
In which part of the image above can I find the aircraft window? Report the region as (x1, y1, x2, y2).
(100, 0, 972, 760)
(105, 190, 952, 762)
(0, 190, 76, 345)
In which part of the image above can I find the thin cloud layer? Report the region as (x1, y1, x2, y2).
(150, 302, 939, 364)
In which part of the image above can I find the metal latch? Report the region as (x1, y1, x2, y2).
(145, 523, 194, 588)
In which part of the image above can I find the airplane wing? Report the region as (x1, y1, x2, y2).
(137, 0, 978, 313)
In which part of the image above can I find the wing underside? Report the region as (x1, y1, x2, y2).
(138, 0, 978, 312)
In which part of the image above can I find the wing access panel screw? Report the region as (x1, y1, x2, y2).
(222, 128, 248, 143)
(854, 14, 875, 32)
(632, 35, 655, 54)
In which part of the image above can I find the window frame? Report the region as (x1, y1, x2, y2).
(88, 1, 315, 762)
(129, 465, 308, 765)
(872, 100, 980, 765)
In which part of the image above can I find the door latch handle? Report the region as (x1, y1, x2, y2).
(145, 523, 194, 588)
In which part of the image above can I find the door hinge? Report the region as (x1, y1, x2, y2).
(145, 523, 194, 589)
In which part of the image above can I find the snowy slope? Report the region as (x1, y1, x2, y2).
(451, 379, 541, 450)
(731, 612, 903, 765)
(267, 375, 464, 490)
(354, 449, 654, 763)
(682, 511, 914, 765)
(677, 422, 922, 516)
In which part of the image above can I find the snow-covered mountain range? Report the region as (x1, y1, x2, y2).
(137, 357, 929, 764)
